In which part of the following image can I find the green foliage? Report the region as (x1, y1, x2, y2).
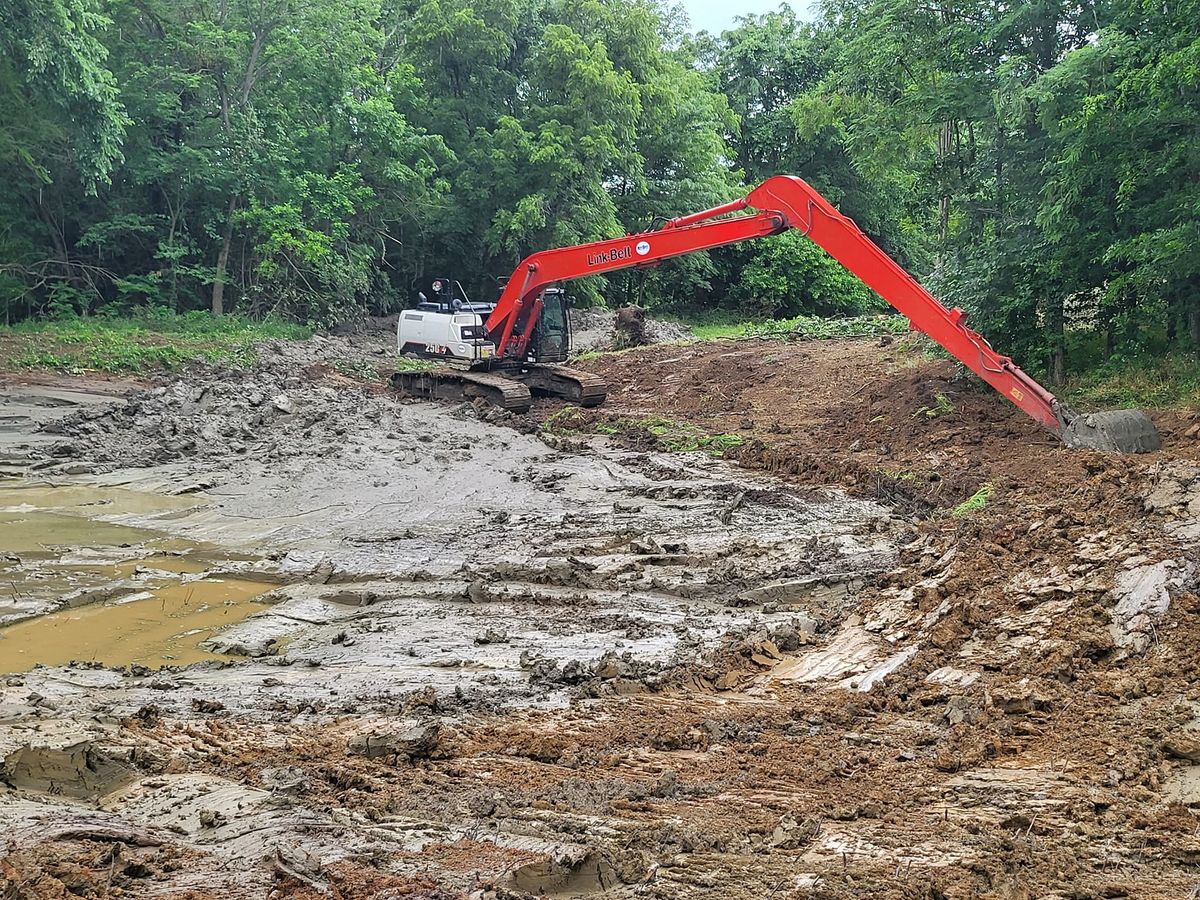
(637, 416, 745, 454)
(330, 357, 385, 380)
(393, 357, 439, 373)
(914, 393, 955, 419)
(951, 484, 993, 517)
(0, 0, 127, 185)
(696, 313, 908, 341)
(1065, 353, 1200, 411)
(734, 231, 883, 317)
(0, 0, 1195, 392)
(0, 310, 309, 373)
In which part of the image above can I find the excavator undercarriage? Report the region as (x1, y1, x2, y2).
(392, 363, 606, 414)
(391, 175, 1159, 453)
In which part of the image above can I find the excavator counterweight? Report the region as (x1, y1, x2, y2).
(397, 175, 1159, 453)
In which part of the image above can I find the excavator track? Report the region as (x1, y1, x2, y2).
(391, 367, 532, 413)
(515, 364, 608, 407)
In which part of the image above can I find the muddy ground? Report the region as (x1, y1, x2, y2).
(2, 323, 1200, 899)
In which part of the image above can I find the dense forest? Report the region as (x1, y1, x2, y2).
(1, 0, 1197, 378)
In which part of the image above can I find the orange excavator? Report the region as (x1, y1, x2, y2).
(394, 175, 1159, 452)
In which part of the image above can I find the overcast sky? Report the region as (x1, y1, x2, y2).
(676, 0, 815, 34)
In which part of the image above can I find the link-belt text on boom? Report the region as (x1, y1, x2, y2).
(586, 245, 632, 266)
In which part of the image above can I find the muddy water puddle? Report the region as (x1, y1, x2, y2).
(0, 576, 275, 671)
(0, 480, 273, 672)
(1, 483, 200, 554)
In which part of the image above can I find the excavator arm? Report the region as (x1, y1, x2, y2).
(484, 175, 1158, 451)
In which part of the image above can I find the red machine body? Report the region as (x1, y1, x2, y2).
(483, 175, 1063, 433)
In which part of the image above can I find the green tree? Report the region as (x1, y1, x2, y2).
(0, 0, 125, 184)
(0, 0, 126, 320)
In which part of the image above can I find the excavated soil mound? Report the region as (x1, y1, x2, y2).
(570, 336, 1199, 512)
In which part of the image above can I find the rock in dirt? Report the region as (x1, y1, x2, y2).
(169, 477, 217, 495)
(1163, 732, 1200, 764)
(1111, 559, 1197, 653)
(474, 628, 509, 645)
(945, 695, 982, 726)
(771, 812, 821, 850)
(261, 766, 312, 796)
(346, 722, 440, 761)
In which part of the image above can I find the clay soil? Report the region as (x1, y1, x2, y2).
(3, 331, 1200, 899)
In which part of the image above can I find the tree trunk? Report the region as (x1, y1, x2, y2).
(1048, 296, 1066, 385)
(937, 120, 954, 243)
(1049, 345, 1065, 385)
(211, 195, 238, 316)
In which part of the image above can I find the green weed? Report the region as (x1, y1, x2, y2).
(690, 321, 751, 340)
(570, 350, 606, 363)
(684, 313, 909, 342)
(640, 415, 743, 453)
(951, 483, 993, 517)
(914, 392, 955, 419)
(542, 406, 589, 434)
(742, 314, 909, 341)
(392, 357, 438, 373)
(331, 357, 383, 380)
(1063, 351, 1200, 411)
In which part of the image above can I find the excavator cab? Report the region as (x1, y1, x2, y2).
(527, 288, 571, 363)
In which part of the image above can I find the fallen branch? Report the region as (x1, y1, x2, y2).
(46, 823, 167, 847)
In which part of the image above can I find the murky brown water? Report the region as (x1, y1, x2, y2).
(0, 481, 272, 672)
(0, 483, 200, 554)
(0, 575, 274, 671)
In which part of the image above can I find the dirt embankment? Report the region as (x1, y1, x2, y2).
(2, 330, 1200, 899)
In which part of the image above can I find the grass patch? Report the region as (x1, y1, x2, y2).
(627, 413, 747, 454)
(690, 320, 752, 340)
(1063, 351, 1200, 411)
(745, 314, 910, 341)
(687, 314, 909, 342)
(913, 392, 955, 419)
(951, 483, 993, 517)
(331, 357, 384, 380)
(0, 310, 311, 374)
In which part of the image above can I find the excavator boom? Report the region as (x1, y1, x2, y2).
(483, 175, 1158, 452)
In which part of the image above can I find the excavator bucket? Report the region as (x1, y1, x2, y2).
(1059, 408, 1161, 453)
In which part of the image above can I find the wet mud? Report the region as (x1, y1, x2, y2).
(1, 331, 1200, 898)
